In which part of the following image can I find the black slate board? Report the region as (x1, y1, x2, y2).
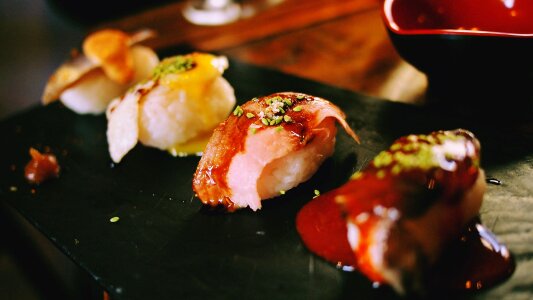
(1, 58, 532, 300)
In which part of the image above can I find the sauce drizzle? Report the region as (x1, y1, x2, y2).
(297, 194, 515, 292)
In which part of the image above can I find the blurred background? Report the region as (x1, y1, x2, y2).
(0, 0, 179, 120)
(0, 0, 83, 119)
(0, 0, 426, 120)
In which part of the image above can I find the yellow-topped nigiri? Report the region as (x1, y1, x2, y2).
(106, 52, 236, 163)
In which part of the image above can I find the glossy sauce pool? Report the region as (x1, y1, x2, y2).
(296, 192, 515, 292)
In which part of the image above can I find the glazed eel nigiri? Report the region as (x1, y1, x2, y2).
(193, 92, 359, 211)
(297, 129, 513, 294)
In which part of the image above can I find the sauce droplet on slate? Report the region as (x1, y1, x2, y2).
(24, 147, 60, 184)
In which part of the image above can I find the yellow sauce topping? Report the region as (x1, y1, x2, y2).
(167, 132, 213, 157)
(155, 53, 227, 88)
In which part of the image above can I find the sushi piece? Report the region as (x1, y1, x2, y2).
(106, 52, 236, 163)
(340, 129, 486, 293)
(193, 92, 359, 211)
(297, 129, 514, 294)
(42, 29, 159, 114)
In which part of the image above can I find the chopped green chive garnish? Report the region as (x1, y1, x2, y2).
(284, 98, 293, 106)
(293, 106, 303, 112)
(390, 143, 402, 151)
(279, 190, 286, 195)
(233, 106, 244, 117)
(283, 115, 292, 123)
(246, 112, 255, 119)
(275, 126, 283, 132)
(252, 97, 259, 102)
(110, 216, 120, 223)
(152, 55, 195, 80)
(391, 165, 402, 175)
(296, 94, 305, 100)
(351, 171, 363, 180)
(250, 127, 257, 134)
(261, 118, 270, 126)
(314, 189, 320, 196)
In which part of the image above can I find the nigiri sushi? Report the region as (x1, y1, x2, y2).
(193, 92, 359, 211)
(106, 53, 236, 163)
(42, 29, 159, 114)
(297, 129, 514, 294)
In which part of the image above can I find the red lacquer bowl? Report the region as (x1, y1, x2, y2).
(382, 0, 533, 116)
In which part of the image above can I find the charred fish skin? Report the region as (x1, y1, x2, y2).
(193, 92, 359, 212)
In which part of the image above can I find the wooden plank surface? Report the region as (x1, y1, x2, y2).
(102, 0, 427, 103)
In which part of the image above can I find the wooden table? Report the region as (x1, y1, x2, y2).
(102, 0, 427, 104)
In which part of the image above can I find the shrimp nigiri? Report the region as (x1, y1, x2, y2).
(297, 129, 514, 294)
(42, 29, 159, 114)
(106, 53, 236, 163)
(193, 92, 359, 211)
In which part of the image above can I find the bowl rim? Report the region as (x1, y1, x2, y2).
(382, 0, 533, 38)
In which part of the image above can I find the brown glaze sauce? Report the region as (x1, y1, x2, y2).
(24, 147, 60, 184)
(428, 218, 515, 292)
(296, 129, 514, 293)
(297, 195, 514, 292)
(296, 189, 356, 268)
(193, 92, 332, 211)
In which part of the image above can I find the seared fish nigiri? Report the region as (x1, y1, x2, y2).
(106, 53, 236, 163)
(193, 92, 359, 211)
(42, 29, 159, 114)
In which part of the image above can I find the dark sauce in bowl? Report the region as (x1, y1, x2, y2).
(385, 0, 533, 36)
(382, 0, 533, 119)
